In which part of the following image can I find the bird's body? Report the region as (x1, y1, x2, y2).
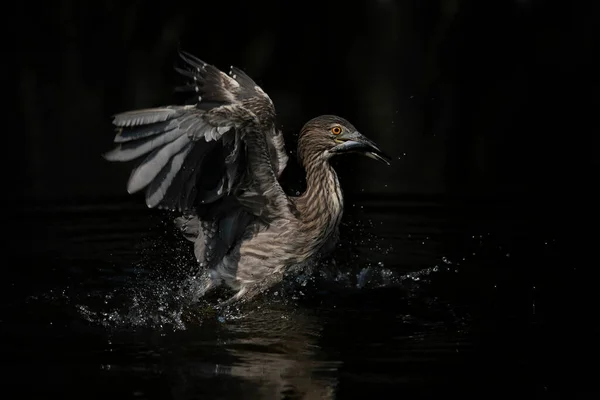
(105, 52, 389, 303)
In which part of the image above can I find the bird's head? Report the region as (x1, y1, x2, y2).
(298, 115, 390, 166)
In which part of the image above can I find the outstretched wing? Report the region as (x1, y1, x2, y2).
(104, 51, 290, 220)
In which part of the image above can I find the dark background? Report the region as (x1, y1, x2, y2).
(7, 0, 596, 207)
(2, 1, 599, 398)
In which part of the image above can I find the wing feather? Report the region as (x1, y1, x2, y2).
(104, 51, 293, 266)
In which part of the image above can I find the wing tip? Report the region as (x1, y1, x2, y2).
(126, 178, 145, 195)
(102, 147, 122, 162)
(178, 50, 207, 71)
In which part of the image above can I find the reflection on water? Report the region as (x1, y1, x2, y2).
(1, 197, 589, 398)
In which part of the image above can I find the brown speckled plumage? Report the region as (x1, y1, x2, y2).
(105, 51, 390, 303)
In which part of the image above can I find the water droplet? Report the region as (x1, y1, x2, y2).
(506, 253, 510, 257)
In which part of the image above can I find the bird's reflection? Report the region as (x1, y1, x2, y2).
(168, 298, 340, 399)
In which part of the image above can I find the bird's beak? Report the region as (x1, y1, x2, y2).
(330, 131, 391, 165)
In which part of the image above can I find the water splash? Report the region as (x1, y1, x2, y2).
(75, 276, 191, 331)
(28, 252, 458, 333)
(25, 213, 476, 331)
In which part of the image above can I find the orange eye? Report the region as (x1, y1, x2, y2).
(331, 126, 342, 135)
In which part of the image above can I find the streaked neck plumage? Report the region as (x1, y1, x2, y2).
(295, 150, 344, 250)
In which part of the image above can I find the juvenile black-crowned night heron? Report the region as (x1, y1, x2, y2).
(104, 51, 390, 303)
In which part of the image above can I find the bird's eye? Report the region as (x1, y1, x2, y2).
(331, 126, 342, 135)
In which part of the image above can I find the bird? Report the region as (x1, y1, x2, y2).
(104, 51, 390, 303)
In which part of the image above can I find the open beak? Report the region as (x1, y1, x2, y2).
(330, 131, 391, 165)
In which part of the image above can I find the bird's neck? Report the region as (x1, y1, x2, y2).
(296, 153, 344, 243)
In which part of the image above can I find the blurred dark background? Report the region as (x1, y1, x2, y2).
(1, 2, 598, 397)
(6, 0, 596, 208)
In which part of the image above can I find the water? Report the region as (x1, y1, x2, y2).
(1, 196, 596, 398)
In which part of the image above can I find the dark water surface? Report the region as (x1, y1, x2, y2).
(1, 196, 596, 399)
